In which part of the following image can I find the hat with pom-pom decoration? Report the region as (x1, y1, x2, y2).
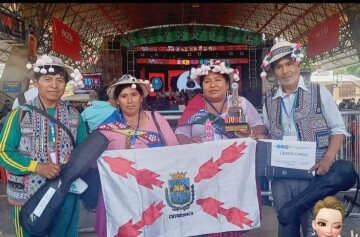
(260, 39, 304, 75)
(25, 54, 83, 89)
(109, 74, 153, 98)
(190, 60, 240, 86)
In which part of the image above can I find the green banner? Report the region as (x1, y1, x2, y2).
(119, 25, 261, 47)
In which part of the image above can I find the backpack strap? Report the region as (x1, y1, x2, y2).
(85, 121, 91, 135)
(18, 92, 26, 106)
(151, 111, 166, 146)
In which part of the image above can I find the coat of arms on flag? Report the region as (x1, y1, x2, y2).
(98, 138, 260, 237)
(165, 172, 194, 211)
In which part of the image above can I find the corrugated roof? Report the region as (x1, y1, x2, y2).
(0, 3, 359, 71)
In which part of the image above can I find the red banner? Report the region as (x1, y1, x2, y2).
(51, 18, 80, 61)
(307, 14, 340, 58)
(28, 25, 37, 63)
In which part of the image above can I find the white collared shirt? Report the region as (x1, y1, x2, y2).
(262, 76, 350, 139)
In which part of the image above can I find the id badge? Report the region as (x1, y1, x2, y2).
(50, 152, 56, 163)
(283, 135, 298, 141)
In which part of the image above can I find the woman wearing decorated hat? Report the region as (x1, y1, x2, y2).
(176, 60, 267, 144)
(261, 39, 349, 237)
(94, 74, 179, 237)
(0, 54, 88, 237)
(175, 60, 268, 237)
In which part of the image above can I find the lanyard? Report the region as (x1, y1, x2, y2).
(49, 121, 56, 143)
(280, 92, 298, 133)
(129, 111, 141, 149)
(204, 97, 227, 115)
(49, 121, 57, 163)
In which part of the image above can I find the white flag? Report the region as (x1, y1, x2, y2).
(98, 137, 260, 237)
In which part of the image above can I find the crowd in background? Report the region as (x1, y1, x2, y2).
(338, 98, 360, 110)
(144, 88, 201, 111)
(68, 88, 203, 114)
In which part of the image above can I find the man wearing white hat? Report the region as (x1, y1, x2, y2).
(261, 40, 349, 237)
(0, 54, 88, 237)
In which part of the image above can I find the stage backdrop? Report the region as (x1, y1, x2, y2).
(168, 69, 186, 92)
(148, 72, 165, 96)
(98, 138, 260, 237)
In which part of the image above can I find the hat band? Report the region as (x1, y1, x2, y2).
(271, 46, 292, 58)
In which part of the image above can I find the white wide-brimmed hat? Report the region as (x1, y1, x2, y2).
(109, 74, 154, 98)
(260, 39, 304, 78)
(25, 54, 84, 88)
(190, 60, 240, 86)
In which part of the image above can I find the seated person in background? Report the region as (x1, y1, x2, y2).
(169, 100, 179, 110)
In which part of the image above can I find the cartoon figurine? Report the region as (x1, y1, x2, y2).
(312, 196, 359, 237)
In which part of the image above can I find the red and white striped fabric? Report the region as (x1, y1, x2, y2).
(97, 138, 260, 237)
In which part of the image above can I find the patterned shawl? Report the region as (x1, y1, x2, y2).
(176, 94, 236, 139)
(97, 112, 164, 148)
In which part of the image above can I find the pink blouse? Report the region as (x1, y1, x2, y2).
(100, 110, 179, 150)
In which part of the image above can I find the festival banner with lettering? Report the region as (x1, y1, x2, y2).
(97, 138, 260, 237)
(136, 45, 248, 52)
(136, 58, 249, 65)
(307, 14, 340, 58)
(51, 18, 80, 61)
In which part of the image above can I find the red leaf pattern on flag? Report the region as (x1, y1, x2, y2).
(197, 197, 253, 229)
(104, 156, 163, 189)
(104, 156, 135, 177)
(115, 220, 142, 237)
(195, 141, 247, 182)
(116, 202, 165, 237)
(136, 169, 164, 189)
